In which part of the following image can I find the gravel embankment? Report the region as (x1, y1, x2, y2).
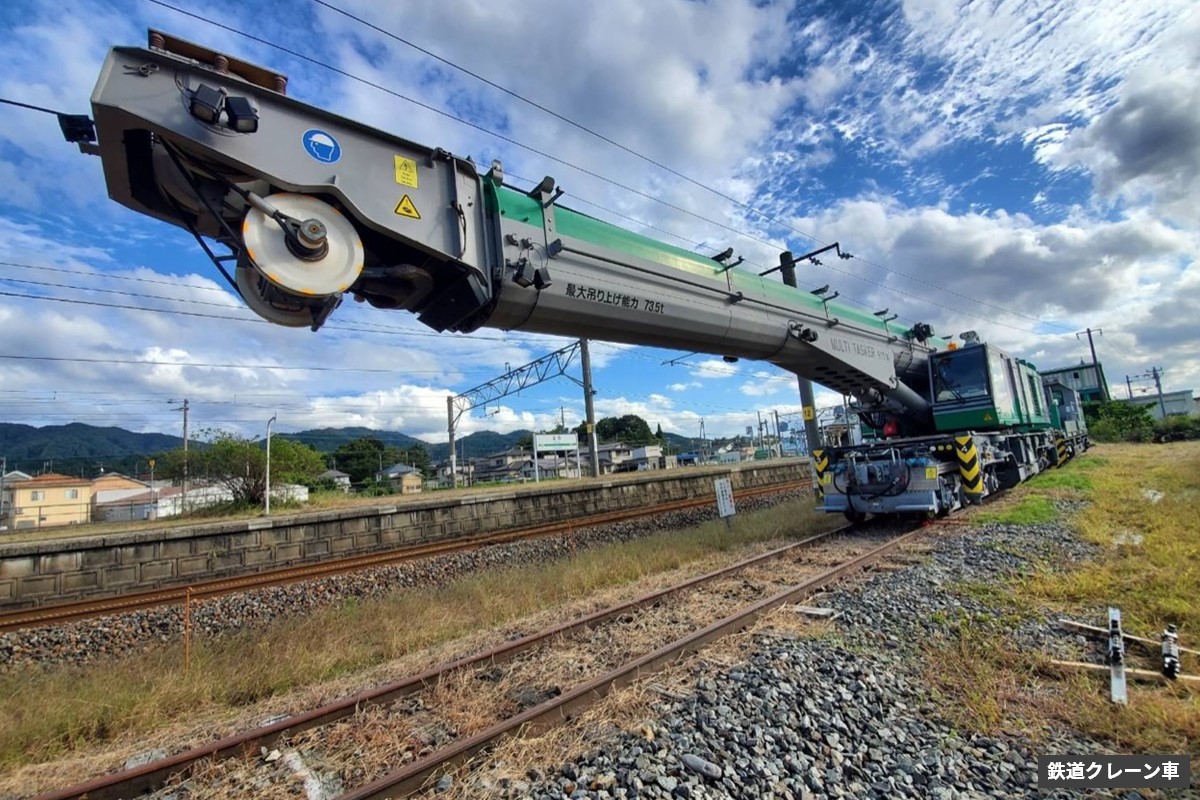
(497, 513, 1169, 800)
(1, 489, 809, 670)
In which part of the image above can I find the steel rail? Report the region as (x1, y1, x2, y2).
(341, 526, 928, 800)
(28, 520, 850, 800)
(1, 480, 807, 633)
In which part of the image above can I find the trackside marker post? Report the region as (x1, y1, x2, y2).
(715, 478, 736, 531)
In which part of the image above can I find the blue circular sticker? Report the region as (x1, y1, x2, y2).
(302, 129, 341, 163)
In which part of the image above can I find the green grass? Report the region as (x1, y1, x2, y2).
(973, 493, 1058, 526)
(929, 442, 1200, 756)
(1028, 470, 1093, 492)
(0, 498, 837, 770)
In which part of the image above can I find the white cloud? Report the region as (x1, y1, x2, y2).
(667, 381, 702, 392)
(785, 197, 1200, 393)
(740, 371, 784, 397)
(689, 359, 740, 379)
(1049, 59, 1200, 226)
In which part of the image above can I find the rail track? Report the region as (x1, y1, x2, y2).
(0, 481, 807, 634)
(29, 516, 946, 800)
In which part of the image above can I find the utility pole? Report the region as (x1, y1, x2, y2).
(1147, 366, 1167, 419)
(265, 414, 276, 515)
(699, 418, 706, 461)
(560, 406, 566, 430)
(580, 339, 600, 478)
(1125, 375, 1134, 400)
(447, 395, 457, 489)
(182, 399, 189, 512)
(1075, 328, 1109, 401)
(773, 410, 781, 458)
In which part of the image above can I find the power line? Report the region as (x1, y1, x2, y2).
(0, 260, 230, 293)
(145, 0, 1064, 334)
(0, 289, 529, 342)
(0, 354, 457, 374)
(313, 1, 1070, 332)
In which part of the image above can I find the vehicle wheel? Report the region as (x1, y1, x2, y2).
(844, 509, 866, 524)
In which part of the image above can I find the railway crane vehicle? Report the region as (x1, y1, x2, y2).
(76, 31, 1087, 520)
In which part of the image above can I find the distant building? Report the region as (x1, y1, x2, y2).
(1040, 361, 1110, 403)
(377, 463, 423, 494)
(317, 469, 352, 492)
(2, 473, 93, 530)
(1123, 389, 1196, 421)
(94, 482, 310, 522)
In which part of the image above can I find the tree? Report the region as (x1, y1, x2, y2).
(269, 438, 328, 487)
(396, 444, 433, 477)
(159, 430, 326, 505)
(331, 437, 403, 484)
(1083, 401, 1155, 443)
(578, 414, 655, 445)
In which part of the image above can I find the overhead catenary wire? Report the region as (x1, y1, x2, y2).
(312, 1, 1071, 332)
(143, 0, 1067, 335)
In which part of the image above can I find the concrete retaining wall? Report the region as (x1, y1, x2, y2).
(0, 461, 812, 608)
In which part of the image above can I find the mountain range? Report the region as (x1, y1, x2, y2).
(1, 422, 710, 478)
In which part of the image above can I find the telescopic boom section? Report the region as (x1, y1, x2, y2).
(87, 35, 946, 429)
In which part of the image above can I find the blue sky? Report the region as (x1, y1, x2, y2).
(0, 0, 1197, 446)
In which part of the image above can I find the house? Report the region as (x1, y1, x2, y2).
(1, 473, 93, 530)
(629, 444, 663, 471)
(1, 470, 33, 528)
(317, 469, 352, 492)
(1041, 361, 1111, 403)
(91, 472, 147, 493)
(377, 463, 423, 494)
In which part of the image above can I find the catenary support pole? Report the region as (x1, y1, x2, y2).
(779, 251, 820, 454)
(581, 339, 600, 478)
(447, 395, 457, 489)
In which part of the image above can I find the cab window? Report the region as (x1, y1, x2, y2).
(933, 348, 989, 402)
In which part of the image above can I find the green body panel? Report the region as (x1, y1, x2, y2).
(1047, 389, 1064, 429)
(933, 407, 1004, 431)
(492, 182, 946, 345)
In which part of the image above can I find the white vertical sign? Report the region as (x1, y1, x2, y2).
(714, 477, 736, 518)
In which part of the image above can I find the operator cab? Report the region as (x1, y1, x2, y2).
(928, 333, 1052, 433)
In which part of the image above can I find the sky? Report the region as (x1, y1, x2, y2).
(0, 0, 1197, 451)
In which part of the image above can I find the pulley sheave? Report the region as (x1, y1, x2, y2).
(241, 193, 363, 296)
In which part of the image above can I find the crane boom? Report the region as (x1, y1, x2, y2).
(86, 34, 947, 429)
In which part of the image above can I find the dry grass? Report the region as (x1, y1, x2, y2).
(0, 497, 838, 786)
(927, 442, 1200, 756)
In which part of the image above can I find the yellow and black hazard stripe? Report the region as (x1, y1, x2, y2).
(1054, 434, 1068, 467)
(954, 435, 984, 500)
(812, 448, 829, 499)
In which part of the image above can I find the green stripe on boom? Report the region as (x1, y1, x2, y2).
(491, 182, 945, 344)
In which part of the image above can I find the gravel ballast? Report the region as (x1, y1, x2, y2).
(1, 489, 810, 670)
(494, 515, 1170, 800)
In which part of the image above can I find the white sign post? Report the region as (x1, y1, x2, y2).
(534, 434, 579, 484)
(714, 477, 736, 530)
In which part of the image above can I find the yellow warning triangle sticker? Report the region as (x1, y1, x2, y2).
(394, 194, 421, 220)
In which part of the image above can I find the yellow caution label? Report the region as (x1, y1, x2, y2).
(394, 194, 421, 220)
(925, 467, 938, 480)
(821, 473, 832, 485)
(393, 155, 418, 188)
(803, 406, 815, 421)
